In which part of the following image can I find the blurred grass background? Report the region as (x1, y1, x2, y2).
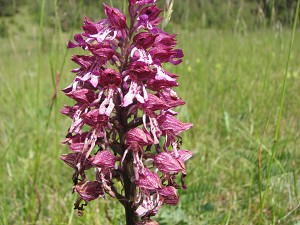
(1, 0, 300, 224)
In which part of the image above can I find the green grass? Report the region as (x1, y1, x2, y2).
(1, 9, 300, 225)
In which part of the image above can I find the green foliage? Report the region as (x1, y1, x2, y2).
(1, 0, 300, 30)
(27, 0, 127, 31)
(0, 0, 27, 17)
(172, 0, 299, 30)
(0, 20, 9, 38)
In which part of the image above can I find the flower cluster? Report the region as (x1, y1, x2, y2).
(60, 1, 192, 224)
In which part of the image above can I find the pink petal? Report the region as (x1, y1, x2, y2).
(154, 152, 185, 174)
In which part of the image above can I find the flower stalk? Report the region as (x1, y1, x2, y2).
(60, 1, 193, 224)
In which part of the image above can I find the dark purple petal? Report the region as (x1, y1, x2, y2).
(154, 33, 177, 47)
(68, 34, 87, 49)
(103, 3, 127, 29)
(99, 68, 121, 87)
(65, 89, 96, 104)
(60, 105, 80, 118)
(127, 61, 156, 81)
(91, 150, 117, 168)
(62, 132, 90, 152)
(140, 5, 162, 23)
(170, 49, 184, 65)
(147, 78, 178, 91)
(154, 152, 185, 174)
(150, 47, 183, 64)
(75, 181, 104, 202)
(88, 43, 114, 61)
(81, 109, 109, 127)
(60, 152, 93, 170)
(67, 41, 78, 49)
(82, 17, 102, 36)
(133, 32, 158, 49)
(71, 55, 95, 71)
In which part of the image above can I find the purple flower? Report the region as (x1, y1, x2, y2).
(136, 5, 162, 30)
(60, 1, 193, 224)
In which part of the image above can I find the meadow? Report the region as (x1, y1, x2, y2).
(1, 6, 300, 225)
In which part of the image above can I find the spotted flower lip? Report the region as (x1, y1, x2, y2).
(61, 1, 193, 223)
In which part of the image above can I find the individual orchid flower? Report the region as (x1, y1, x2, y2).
(60, 1, 193, 224)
